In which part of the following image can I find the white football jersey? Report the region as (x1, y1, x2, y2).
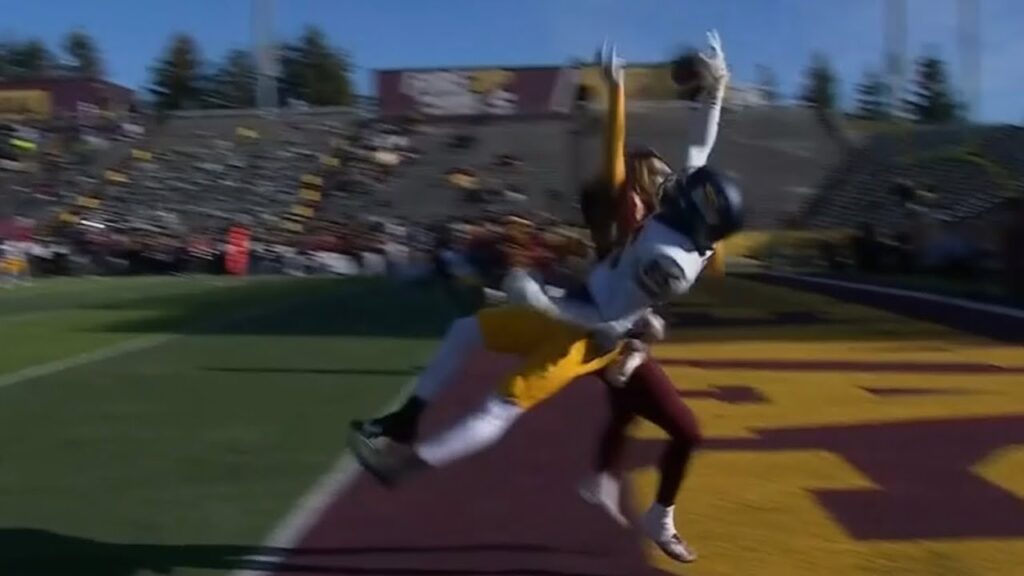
(586, 219, 709, 323)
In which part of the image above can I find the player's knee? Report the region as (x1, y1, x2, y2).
(484, 395, 522, 426)
(470, 396, 523, 440)
(664, 413, 703, 448)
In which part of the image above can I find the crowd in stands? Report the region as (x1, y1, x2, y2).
(805, 133, 1024, 301)
(2, 97, 1022, 303)
(1, 110, 147, 220)
(1, 106, 594, 287)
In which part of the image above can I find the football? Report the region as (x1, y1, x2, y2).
(671, 50, 709, 101)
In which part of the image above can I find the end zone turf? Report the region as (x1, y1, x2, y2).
(0, 275, 1021, 576)
(256, 276, 1024, 576)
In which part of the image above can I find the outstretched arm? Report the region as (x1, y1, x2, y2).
(501, 268, 640, 335)
(584, 43, 628, 258)
(603, 42, 627, 194)
(684, 30, 729, 174)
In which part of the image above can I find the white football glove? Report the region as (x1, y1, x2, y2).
(633, 310, 666, 343)
(603, 338, 648, 387)
(699, 29, 730, 96)
(600, 39, 626, 85)
(601, 310, 665, 386)
(503, 268, 608, 330)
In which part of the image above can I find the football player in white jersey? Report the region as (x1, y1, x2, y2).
(348, 30, 741, 493)
(571, 34, 730, 564)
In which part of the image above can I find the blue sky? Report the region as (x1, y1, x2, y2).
(3, 0, 1021, 122)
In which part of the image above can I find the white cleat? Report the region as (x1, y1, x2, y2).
(578, 473, 629, 527)
(640, 505, 697, 563)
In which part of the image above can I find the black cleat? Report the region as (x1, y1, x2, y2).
(348, 432, 427, 487)
(349, 407, 418, 443)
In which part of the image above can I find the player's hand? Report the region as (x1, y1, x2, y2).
(603, 339, 648, 387)
(502, 267, 542, 306)
(600, 40, 626, 85)
(698, 29, 729, 91)
(633, 310, 666, 343)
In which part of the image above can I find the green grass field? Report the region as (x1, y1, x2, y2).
(0, 276, 459, 575)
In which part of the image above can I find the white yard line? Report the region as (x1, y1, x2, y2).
(230, 378, 416, 576)
(0, 277, 393, 576)
(0, 279, 301, 391)
(0, 333, 176, 390)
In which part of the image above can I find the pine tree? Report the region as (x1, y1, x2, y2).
(854, 69, 890, 120)
(2, 39, 56, 77)
(62, 30, 104, 77)
(799, 53, 839, 111)
(904, 55, 960, 124)
(279, 26, 353, 106)
(148, 34, 206, 111)
(208, 49, 257, 108)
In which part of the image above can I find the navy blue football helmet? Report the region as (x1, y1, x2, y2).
(653, 166, 744, 252)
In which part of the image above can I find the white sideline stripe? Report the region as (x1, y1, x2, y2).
(229, 455, 363, 574)
(0, 278, 381, 576)
(231, 378, 417, 576)
(0, 279, 305, 391)
(763, 271, 1024, 320)
(0, 334, 175, 390)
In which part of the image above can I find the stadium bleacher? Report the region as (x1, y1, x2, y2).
(800, 124, 1024, 233)
(377, 104, 843, 226)
(3, 73, 1020, 295)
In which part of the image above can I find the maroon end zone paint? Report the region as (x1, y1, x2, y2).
(712, 416, 1024, 540)
(860, 386, 970, 397)
(678, 384, 769, 404)
(266, 277, 1023, 572)
(626, 415, 1024, 541)
(270, 357, 667, 576)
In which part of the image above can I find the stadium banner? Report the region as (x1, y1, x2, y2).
(574, 65, 677, 109)
(0, 90, 52, 119)
(376, 64, 682, 117)
(377, 67, 578, 117)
